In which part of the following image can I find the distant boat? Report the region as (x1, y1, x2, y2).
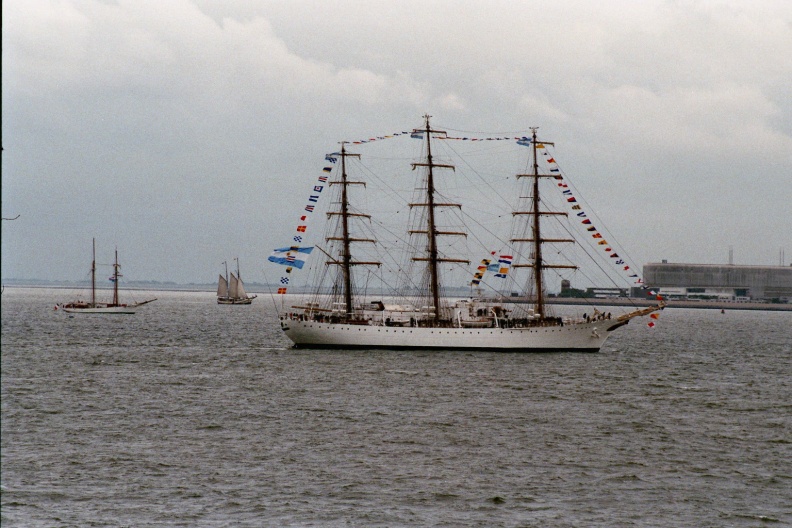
(58, 239, 157, 314)
(217, 258, 257, 305)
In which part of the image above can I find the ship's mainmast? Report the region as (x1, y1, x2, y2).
(410, 115, 468, 324)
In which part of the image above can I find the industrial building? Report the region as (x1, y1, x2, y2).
(643, 261, 792, 302)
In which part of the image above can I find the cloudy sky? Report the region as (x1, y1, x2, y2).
(2, 0, 791, 286)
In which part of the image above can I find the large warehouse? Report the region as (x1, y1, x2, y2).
(643, 261, 792, 302)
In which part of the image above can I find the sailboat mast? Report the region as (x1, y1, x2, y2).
(235, 257, 241, 282)
(91, 238, 96, 307)
(112, 248, 120, 306)
(531, 128, 545, 317)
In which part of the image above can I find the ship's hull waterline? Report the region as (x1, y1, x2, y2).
(217, 298, 254, 305)
(61, 305, 138, 314)
(281, 319, 621, 352)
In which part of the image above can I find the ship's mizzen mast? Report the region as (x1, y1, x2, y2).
(326, 142, 380, 317)
(410, 114, 469, 325)
(511, 128, 576, 320)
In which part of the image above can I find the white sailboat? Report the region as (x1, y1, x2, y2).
(59, 239, 156, 314)
(275, 116, 664, 351)
(217, 258, 257, 305)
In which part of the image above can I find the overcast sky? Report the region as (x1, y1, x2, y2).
(2, 0, 791, 286)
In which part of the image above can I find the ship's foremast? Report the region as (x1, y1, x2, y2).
(512, 128, 576, 320)
(531, 130, 545, 315)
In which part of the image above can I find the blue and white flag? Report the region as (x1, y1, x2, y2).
(268, 246, 314, 269)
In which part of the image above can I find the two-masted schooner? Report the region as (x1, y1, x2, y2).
(275, 116, 664, 351)
(59, 239, 156, 314)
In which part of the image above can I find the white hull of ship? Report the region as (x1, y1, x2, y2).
(218, 297, 255, 305)
(61, 305, 138, 314)
(281, 319, 617, 352)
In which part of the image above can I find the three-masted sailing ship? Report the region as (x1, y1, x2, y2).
(59, 239, 156, 314)
(217, 258, 257, 304)
(276, 116, 664, 351)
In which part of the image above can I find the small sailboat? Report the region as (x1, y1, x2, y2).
(59, 239, 156, 314)
(272, 115, 665, 351)
(217, 258, 257, 305)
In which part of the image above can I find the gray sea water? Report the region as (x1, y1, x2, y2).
(2, 287, 790, 527)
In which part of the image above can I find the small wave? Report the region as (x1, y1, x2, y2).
(431, 492, 460, 501)
(733, 513, 781, 523)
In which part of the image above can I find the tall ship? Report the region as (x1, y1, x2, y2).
(272, 116, 664, 351)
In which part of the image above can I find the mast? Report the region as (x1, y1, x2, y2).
(410, 114, 468, 324)
(112, 248, 120, 306)
(91, 238, 96, 307)
(531, 129, 544, 315)
(339, 143, 357, 315)
(326, 142, 379, 318)
(235, 257, 241, 283)
(424, 117, 441, 321)
(511, 129, 575, 320)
